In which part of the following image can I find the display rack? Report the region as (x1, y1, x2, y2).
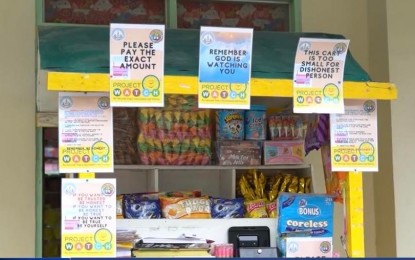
(36, 25, 398, 257)
(99, 164, 314, 200)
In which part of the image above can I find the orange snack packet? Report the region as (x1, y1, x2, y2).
(160, 196, 211, 219)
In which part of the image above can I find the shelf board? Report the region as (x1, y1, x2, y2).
(114, 164, 312, 171)
(47, 71, 398, 100)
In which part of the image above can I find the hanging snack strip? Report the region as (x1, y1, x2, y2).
(136, 95, 212, 165)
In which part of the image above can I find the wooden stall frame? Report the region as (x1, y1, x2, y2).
(46, 72, 397, 100)
(38, 71, 398, 258)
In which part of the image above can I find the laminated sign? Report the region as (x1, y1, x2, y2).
(58, 92, 113, 173)
(198, 26, 253, 109)
(61, 178, 116, 257)
(110, 23, 165, 107)
(293, 38, 349, 113)
(330, 99, 378, 172)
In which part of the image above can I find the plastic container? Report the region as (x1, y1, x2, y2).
(216, 109, 245, 140)
(244, 105, 266, 140)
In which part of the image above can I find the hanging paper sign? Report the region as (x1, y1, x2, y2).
(330, 99, 378, 172)
(61, 178, 116, 258)
(198, 26, 253, 109)
(59, 92, 113, 173)
(110, 23, 165, 107)
(293, 38, 349, 113)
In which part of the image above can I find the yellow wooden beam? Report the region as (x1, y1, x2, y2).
(346, 171, 365, 257)
(47, 72, 397, 100)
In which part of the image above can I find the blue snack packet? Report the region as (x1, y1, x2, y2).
(210, 197, 244, 218)
(123, 194, 161, 219)
(277, 192, 333, 237)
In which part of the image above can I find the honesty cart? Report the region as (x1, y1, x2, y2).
(36, 25, 397, 257)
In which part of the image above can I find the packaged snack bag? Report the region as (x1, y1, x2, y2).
(160, 196, 211, 219)
(123, 194, 161, 219)
(244, 199, 268, 218)
(210, 197, 244, 218)
(266, 200, 277, 218)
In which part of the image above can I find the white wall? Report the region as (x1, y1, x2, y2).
(0, 0, 36, 257)
(301, 0, 389, 257)
(367, 0, 396, 257)
(387, 0, 415, 257)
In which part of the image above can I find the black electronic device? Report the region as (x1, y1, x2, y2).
(228, 226, 271, 257)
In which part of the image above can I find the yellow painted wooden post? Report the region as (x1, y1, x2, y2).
(345, 171, 365, 257)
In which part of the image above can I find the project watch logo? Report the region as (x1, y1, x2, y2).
(297, 199, 321, 217)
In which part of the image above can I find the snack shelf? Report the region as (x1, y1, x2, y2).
(114, 164, 312, 171)
(100, 165, 314, 202)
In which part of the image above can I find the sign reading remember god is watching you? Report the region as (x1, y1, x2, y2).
(293, 38, 349, 114)
(110, 23, 165, 107)
(330, 99, 378, 172)
(58, 92, 113, 173)
(61, 178, 116, 258)
(198, 26, 253, 109)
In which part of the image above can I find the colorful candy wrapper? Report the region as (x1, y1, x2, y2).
(288, 176, 299, 193)
(279, 175, 292, 192)
(305, 177, 312, 193)
(267, 175, 283, 201)
(239, 175, 256, 201)
(304, 114, 330, 155)
(160, 196, 211, 219)
(253, 170, 266, 199)
(298, 177, 305, 193)
(244, 199, 268, 218)
(266, 200, 277, 218)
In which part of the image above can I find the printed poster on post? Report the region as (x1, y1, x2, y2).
(61, 178, 116, 258)
(59, 92, 113, 173)
(293, 38, 349, 113)
(198, 26, 253, 109)
(330, 99, 378, 172)
(110, 23, 165, 107)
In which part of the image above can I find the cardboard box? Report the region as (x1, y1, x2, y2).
(263, 140, 305, 165)
(217, 141, 262, 166)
